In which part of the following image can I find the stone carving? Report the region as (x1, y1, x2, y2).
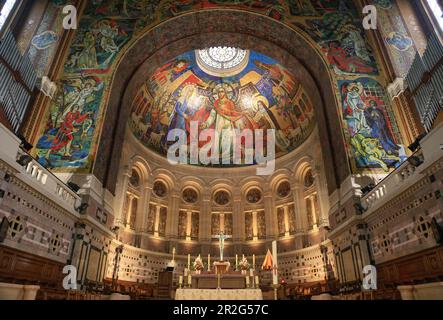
(182, 188, 198, 203)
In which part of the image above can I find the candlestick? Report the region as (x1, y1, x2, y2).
(188, 274, 192, 287)
(235, 254, 238, 270)
(245, 276, 250, 288)
(255, 276, 259, 288)
(217, 273, 221, 289)
(172, 247, 176, 261)
(272, 240, 278, 285)
(179, 275, 183, 288)
(249, 268, 254, 277)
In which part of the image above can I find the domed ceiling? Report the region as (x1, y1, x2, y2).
(129, 48, 315, 166)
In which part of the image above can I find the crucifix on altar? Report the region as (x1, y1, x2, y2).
(212, 230, 232, 275)
(212, 230, 231, 261)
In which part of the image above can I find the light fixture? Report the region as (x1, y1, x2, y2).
(16, 154, 33, 166)
(75, 203, 89, 214)
(408, 133, 426, 152)
(67, 182, 81, 193)
(407, 155, 423, 167)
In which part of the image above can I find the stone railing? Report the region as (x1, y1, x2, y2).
(0, 122, 80, 213)
(362, 123, 443, 213)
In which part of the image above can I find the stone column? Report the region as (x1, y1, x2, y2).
(310, 194, 318, 229)
(125, 194, 134, 227)
(166, 193, 180, 238)
(292, 182, 308, 232)
(232, 194, 242, 241)
(264, 191, 275, 237)
(116, 167, 131, 225)
(283, 205, 289, 236)
(199, 194, 211, 242)
(252, 211, 258, 240)
(139, 182, 152, 232)
(186, 210, 192, 240)
(154, 205, 160, 236)
(312, 165, 329, 227)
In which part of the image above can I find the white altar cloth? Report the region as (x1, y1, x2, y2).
(175, 289, 263, 300)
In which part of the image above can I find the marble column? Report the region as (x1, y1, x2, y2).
(252, 211, 258, 240)
(312, 166, 329, 227)
(154, 205, 160, 237)
(292, 182, 308, 232)
(186, 210, 192, 240)
(283, 205, 290, 236)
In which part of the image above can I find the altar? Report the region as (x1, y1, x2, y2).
(192, 273, 246, 289)
(175, 289, 263, 300)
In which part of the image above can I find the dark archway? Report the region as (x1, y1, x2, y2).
(93, 10, 349, 195)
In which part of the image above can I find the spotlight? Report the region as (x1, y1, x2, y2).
(408, 133, 426, 152)
(16, 154, 33, 166)
(17, 134, 33, 152)
(407, 156, 423, 167)
(354, 202, 367, 215)
(67, 182, 81, 193)
(361, 183, 375, 195)
(75, 203, 89, 214)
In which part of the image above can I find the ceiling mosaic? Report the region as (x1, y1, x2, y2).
(129, 49, 315, 165)
(31, 0, 412, 173)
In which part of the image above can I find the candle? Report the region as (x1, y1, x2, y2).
(253, 254, 255, 269)
(272, 240, 278, 285)
(179, 275, 183, 285)
(245, 276, 250, 287)
(187, 254, 190, 270)
(208, 254, 211, 271)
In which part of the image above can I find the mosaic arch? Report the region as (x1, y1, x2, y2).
(129, 49, 315, 166)
(32, 0, 408, 180)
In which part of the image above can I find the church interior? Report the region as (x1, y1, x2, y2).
(0, 0, 442, 301)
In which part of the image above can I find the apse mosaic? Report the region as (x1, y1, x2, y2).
(129, 49, 315, 166)
(31, 0, 410, 174)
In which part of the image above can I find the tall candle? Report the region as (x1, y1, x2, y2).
(187, 254, 191, 270)
(179, 275, 183, 285)
(252, 254, 255, 269)
(272, 240, 278, 285)
(172, 247, 176, 261)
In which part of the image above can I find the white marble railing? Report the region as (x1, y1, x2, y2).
(0, 122, 80, 213)
(362, 123, 443, 213)
(17, 149, 80, 209)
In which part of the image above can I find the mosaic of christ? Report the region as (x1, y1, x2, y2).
(129, 49, 316, 166)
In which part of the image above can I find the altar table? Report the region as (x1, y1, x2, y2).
(175, 289, 263, 300)
(192, 273, 246, 289)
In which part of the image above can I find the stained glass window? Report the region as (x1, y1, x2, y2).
(196, 46, 248, 72)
